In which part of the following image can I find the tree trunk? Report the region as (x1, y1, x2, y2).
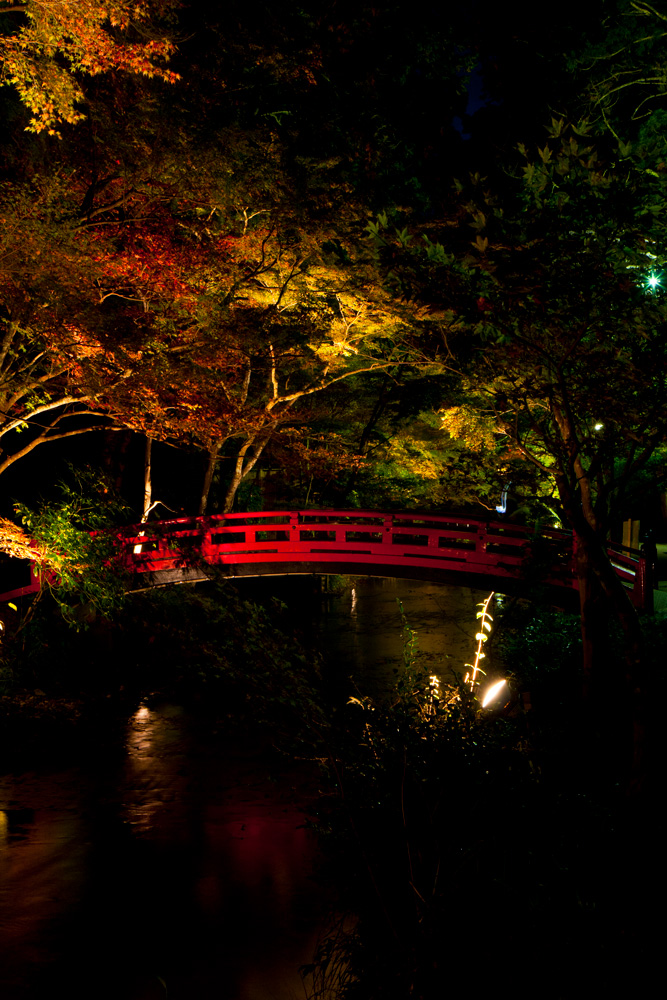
(222, 429, 274, 512)
(102, 428, 131, 493)
(573, 523, 646, 788)
(343, 377, 391, 499)
(141, 435, 153, 522)
(198, 438, 224, 515)
(133, 435, 152, 555)
(574, 529, 610, 702)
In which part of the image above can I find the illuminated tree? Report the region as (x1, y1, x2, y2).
(0, 0, 179, 133)
(368, 120, 667, 741)
(0, 172, 119, 534)
(0, 101, 420, 516)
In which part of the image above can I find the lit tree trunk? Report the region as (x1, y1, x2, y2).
(141, 435, 153, 522)
(133, 435, 152, 554)
(222, 427, 275, 513)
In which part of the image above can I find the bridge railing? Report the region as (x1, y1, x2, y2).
(602, 539, 650, 609)
(116, 509, 649, 606)
(0, 510, 649, 609)
(119, 509, 573, 579)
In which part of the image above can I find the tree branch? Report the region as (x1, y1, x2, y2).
(0, 395, 93, 437)
(0, 424, 120, 476)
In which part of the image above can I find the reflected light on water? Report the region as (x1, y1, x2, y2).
(0, 720, 325, 1000)
(127, 705, 154, 758)
(317, 579, 502, 695)
(123, 705, 183, 834)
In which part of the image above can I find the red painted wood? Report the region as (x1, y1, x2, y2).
(0, 509, 649, 608)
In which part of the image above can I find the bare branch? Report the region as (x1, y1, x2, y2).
(631, 2, 667, 25)
(78, 191, 136, 223)
(239, 206, 270, 236)
(266, 361, 396, 409)
(0, 395, 93, 436)
(275, 256, 308, 309)
(268, 343, 278, 399)
(0, 424, 120, 476)
(97, 291, 151, 310)
(0, 322, 18, 373)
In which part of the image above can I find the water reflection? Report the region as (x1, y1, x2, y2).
(122, 704, 189, 836)
(0, 771, 92, 1000)
(0, 708, 326, 1000)
(316, 577, 501, 695)
(0, 579, 497, 999)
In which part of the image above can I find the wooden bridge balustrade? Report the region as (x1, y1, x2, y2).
(0, 510, 651, 610)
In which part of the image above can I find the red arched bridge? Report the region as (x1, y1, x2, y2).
(0, 509, 652, 610)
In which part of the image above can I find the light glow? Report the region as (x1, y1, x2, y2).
(495, 483, 510, 514)
(425, 674, 441, 716)
(464, 592, 494, 692)
(481, 679, 507, 708)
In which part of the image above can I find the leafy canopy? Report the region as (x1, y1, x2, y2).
(15, 466, 129, 623)
(0, 0, 179, 133)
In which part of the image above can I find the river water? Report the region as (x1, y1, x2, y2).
(312, 576, 500, 694)
(0, 578, 496, 1000)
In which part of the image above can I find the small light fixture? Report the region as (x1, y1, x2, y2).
(495, 483, 510, 514)
(481, 678, 507, 708)
(593, 422, 603, 431)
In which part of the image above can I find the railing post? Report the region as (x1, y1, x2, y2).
(200, 517, 211, 562)
(290, 511, 299, 550)
(638, 556, 653, 613)
(383, 514, 394, 550)
(477, 522, 487, 562)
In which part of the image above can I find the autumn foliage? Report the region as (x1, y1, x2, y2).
(0, 0, 179, 133)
